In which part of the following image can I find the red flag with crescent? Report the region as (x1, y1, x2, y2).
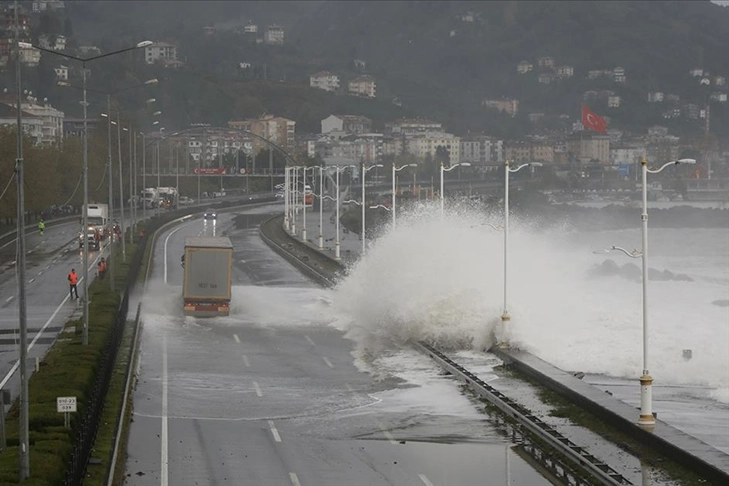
(581, 105, 607, 134)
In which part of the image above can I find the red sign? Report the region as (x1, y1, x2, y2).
(194, 168, 227, 175)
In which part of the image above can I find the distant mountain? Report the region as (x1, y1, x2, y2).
(13, 1, 729, 140)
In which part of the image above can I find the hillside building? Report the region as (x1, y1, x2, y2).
(310, 71, 340, 92)
(145, 42, 178, 65)
(264, 25, 284, 45)
(348, 76, 376, 98)
(321, 114, 372, 135)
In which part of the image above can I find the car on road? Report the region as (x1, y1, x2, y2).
(275, 192, 284, 198)
(179, 196, 195, 205)
(203, 209, 217, 220)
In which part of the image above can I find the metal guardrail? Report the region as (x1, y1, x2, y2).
(413, 341, 632, 486)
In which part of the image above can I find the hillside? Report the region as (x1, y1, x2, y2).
(7, 1, 729, 141)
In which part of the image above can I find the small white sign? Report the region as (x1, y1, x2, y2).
(57, 396, 77, 413)
(239, 168, 246, 174)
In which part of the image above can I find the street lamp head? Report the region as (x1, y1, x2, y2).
(152, 111, 162, 116)
(460, 163, 472, 167)
(530, 162, 544, 167)
(136, 41, 154, 48)
(152, 120, 159, 125)
(145, 98, 156, 104)
(101, 113, 108, 118)
(676, 158, 697, 165)
(144, 78, 159, 85)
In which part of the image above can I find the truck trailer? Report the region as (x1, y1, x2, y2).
(182, 236, 233, 317)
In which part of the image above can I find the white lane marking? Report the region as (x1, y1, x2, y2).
(289, 472, 302, 486)
(304, 335, 315, 346)
(345, 383, 354, 392)
(268, 420, 281, 442)
(28, 278, 35, 284)
(38, 271, 43, 276)
(233, 334, 240, 344)
(161, 333, 169, 486)
(45, 264, 51, 269)
(419, 474, 434, 486)
(253, 381, 262, 397)
(0, 276, 80, 389)
(376, 420, 397, 445)
(322, 357, 333, 368)
(242, 355, 250, 367)
(5, 296, 13, 303)
(163, 221, 194, 284)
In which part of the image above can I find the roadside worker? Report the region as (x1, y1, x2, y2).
(98, 257, 107, 280)
(68, 268, 79, 300)
(38, 219, 45, 236)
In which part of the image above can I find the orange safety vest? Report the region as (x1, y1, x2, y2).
(68, 272, 78, 285)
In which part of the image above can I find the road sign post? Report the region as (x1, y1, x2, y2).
(0, 389, 10, 449)
(57, 396, 77, 429)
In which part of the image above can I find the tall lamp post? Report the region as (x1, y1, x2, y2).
(333, 165, 356, 260)
(440, 162, 471, 217)
(25, 39, 152, 348)
(318, 166, 325, 249)
(361, 164, 383, 254)
(392, 163, 416, 228)
(14, 7, 30, 477)
(596, 157, 695, 427)
(60, 79, 157, 288)
(500, 161, 542, 344)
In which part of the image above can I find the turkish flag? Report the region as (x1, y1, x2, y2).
(581, 105, 607, 134)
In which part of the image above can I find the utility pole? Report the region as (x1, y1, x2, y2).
(14, 0, 30, 478)
(106, 95, 115, 290)
(117, 113, 126, 260)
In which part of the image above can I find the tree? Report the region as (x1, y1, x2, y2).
(435, 145, 450, 166)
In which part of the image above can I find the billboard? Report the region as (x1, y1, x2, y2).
(193, 168, 227, 175)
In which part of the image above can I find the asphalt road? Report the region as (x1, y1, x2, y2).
(123, 205, 550, 486)
(0, 219, 105, 408)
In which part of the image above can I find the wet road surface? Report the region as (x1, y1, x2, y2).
(124, 206, 550, 486)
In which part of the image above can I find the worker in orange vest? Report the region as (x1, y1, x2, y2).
(98, 257, 107, 280)
(68, 269, 79, 300)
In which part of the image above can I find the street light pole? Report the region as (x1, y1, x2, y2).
(302, 167, 310, 242)
(501, 161, 541, 344)
(81, 64, 90, 346)
(14, 3, 30, 475)
(105, 97, 115, 290)
(335, 167, 341, 260)
(393, 163, 416, 228)
(128, 123, 134, 244)
(318, 165, 324, 249)
(142, 132, 146, 220)
(361, 164, 384, 254)
(440, 162, 471, 217)
(117, 114, 126, 261)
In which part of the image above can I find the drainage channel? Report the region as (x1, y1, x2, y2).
(414, 341, 633, 486)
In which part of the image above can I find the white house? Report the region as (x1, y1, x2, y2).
(145, 42, 178, 65)
(54, 64, 68, 81)
(310, 71, 340, 92)
(348, 76, 376, 98)
(264, 25, 284, 45)
(516, 61, 533, 74)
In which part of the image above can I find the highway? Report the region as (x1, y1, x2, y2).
(123, 204, 550, 486)
(0, 219, 103, 406)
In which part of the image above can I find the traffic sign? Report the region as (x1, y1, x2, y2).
(57, 396, 77, 413)
(239, 168, 246, 174)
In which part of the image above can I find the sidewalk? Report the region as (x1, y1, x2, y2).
(287, 205, 363, 265)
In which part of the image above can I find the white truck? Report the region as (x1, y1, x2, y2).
(157, 187, 178, 209)
(182, 236, 233, 317)
(142, 188, 159, 209)
(84, 203, 108, 233)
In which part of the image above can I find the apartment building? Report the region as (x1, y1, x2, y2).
(566, 135, 610, 164)
(310, 71, 340, 92)
(321, 114, 372, 134)
(228, 114, 296, 154)
(264, 25, 284, 45)
(407, 133, 461, 165)
(460, 137, 504, 165)
(386, 118, 444, 136)
(145, 42, 177, 65)
(348, 75, 376, 98)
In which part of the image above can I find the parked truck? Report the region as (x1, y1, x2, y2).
(182, 236, 233, 317)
